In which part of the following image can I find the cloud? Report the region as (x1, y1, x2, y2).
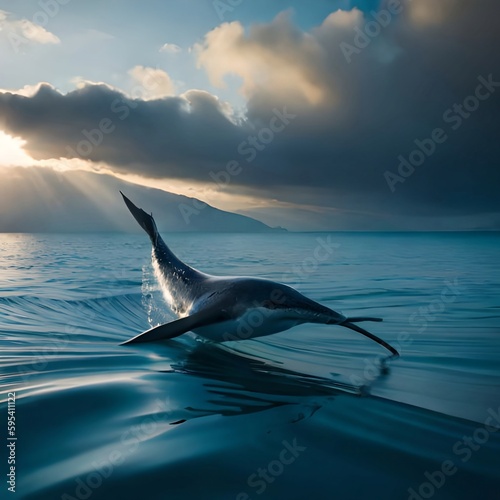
(0, 83, 241, 173)
(195, 12, 327, 106)
(408, 0, 458, 26)
(0, 1, 499, 230)
(128, 66, 176, 99)
(159, 43, 181, 54)
(0, 82, 51, 97)
(0, 10, 60, 49)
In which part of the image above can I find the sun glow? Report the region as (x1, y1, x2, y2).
(0, 130, 275, 214)
(0, 131, 34, 167)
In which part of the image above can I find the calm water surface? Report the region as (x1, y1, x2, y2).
(0, 232, 499, 499)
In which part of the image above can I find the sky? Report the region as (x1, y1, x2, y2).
(0, 0, 499, 231)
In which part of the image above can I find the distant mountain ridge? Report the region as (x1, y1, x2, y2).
(0, 167, 285, 233)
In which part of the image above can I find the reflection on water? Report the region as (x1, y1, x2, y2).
(0, 232, 499, 499)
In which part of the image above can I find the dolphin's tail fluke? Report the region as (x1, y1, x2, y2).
(120, 192, 204, 278)
(340, 320, 399, 357)
(345, 317, 383, 323)
(120, 192, 159, 245)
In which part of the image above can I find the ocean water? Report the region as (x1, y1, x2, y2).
(0, 232, 499, 500)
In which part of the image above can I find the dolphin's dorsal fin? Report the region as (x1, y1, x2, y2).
(120, 308, 229, 345)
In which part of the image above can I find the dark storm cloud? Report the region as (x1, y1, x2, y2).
(0, 0, 499, 223)
(0, 84, 245, 174)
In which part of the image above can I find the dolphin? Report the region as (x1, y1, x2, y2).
(119, 193, 399, 357)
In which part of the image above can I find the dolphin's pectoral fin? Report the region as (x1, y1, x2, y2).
(120, 319, 191, 345)
(120, 309, 229, 345)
